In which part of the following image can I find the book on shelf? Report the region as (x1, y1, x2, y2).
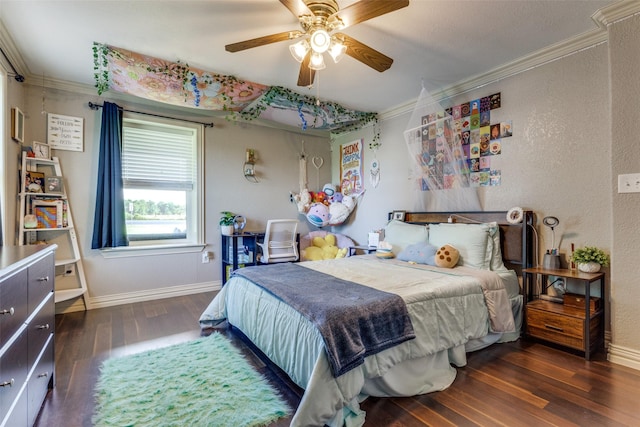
(30, 196, 68, 228)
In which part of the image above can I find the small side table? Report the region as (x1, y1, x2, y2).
(523, 267, 605, 360)
(348, 245, 377, 256)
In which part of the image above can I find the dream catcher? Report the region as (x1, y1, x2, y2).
(370, 157, 380, 188)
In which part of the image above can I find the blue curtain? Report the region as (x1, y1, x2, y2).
(91, 102, 129, 249)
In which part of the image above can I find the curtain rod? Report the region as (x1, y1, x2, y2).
(87, 102, 214, 128)
(0, 47, 25, 82)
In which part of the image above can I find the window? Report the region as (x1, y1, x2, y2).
(121, 114, 203, 247)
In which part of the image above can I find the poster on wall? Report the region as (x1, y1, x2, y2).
(340, 139, 364, 196)
(47, 113, 84, 152)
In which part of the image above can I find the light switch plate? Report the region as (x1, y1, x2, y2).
(618, 173, 640, 193)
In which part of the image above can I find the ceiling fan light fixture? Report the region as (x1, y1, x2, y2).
(328, 39, 347, 63)
(309, 29, 331, 53)
(309, 51, 326, 70)
(289, 39, 310, 63)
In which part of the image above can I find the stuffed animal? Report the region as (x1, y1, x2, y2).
(330, 191, 343, 203)
(303, 233, 348, 260)
(307, 202, 330, 227)
(322, 183, 336, 197)
(328, 202, 350, 226)
(292, 189, 312, 213)
(376, 241, 394, 259)
(435, 244, 459, 268)
(312, 191, 328, 205)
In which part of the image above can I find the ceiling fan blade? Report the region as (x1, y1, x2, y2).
(279, 0, 315, 20)
(225, 31, 301, 53)
(338, 33, 393, 72)
(297, 52, 316, 87)
(328, 0, 409, 30)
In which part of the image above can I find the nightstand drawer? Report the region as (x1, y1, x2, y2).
(527, 307, 584, 349)
(526, 304, 601, 351)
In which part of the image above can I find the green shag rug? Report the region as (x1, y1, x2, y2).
(93, 333, 290, 427)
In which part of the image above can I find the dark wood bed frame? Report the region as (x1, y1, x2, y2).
(389, 210, 535, 275)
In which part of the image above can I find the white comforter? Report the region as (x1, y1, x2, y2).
(200, 256, 519, 427)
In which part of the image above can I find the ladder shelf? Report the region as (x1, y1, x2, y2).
(18, 153, 91, 310)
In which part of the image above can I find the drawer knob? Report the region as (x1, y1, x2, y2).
(37, 276, 50, 282)
(0, 378, 15, 388)
(36, 323, 50, 330)
(0, 307, 15, 316)
(37, 372, 49, 379)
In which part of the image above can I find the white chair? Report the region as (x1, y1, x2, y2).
(257, 219, 299, 263)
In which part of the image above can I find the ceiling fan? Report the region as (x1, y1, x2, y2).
(225, 0, 410, 87)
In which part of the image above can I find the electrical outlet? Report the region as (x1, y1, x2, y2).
(618, 173, 640, 193)
(202, 252, 210, 263)
(64, 263, 76, 277)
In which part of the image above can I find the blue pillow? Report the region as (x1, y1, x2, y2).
(397, 242, 438, 266)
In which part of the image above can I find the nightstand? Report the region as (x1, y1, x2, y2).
(348, 245, 377, 256)
(523, 267, 605, 360)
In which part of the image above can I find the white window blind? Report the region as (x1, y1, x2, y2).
(122, 121, 196, 190)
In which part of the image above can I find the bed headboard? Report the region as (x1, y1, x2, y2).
(388, 211, 535, 273)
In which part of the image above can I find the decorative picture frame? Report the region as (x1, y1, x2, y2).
(11, 107, 24, 143)
(392, 210, 406, 221)
(34, 141, 51, 159)
(46, 176, 64, 194)
(25, 171, 45, 193)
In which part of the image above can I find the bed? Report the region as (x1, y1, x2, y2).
(200, 211, 534, 427)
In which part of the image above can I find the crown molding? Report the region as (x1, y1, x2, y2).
(381, 1, 640, 122)
(0, 20, 28, 76)
(381, 27, 608, 121)
(592, 0, 640, 28)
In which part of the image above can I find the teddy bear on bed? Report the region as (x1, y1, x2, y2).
(303, 234, 348, 260)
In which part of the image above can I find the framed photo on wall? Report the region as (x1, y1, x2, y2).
(11, 107, 24, 143)
(392, 210, 406, 221)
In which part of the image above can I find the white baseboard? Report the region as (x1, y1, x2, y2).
(89, 281, 222, 309)
(608, 343, 640, 371)
(65, 281, 222, 312)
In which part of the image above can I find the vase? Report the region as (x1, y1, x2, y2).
(220, 225, 234, 236)
(578, 262, 601, 273)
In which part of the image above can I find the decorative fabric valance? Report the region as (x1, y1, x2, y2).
(93, 43, 377, 134)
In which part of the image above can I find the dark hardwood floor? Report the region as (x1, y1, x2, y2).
(36, 291, 640, 427)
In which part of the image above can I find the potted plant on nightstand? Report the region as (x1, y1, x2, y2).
(219, 211, 236, 236)
(571, 246, 610, 273)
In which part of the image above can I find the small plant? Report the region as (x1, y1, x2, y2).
(219, 211, 236, 226)
(571, 246, 610, 267)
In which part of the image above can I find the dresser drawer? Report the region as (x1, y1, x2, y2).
(0, 327, 29, 420)
(28, 336, 54, 427)
(0, 269, 28, 344)
(28, 252, 55, 314)
(28, 291, 55, 368)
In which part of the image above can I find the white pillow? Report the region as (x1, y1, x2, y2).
(428, 223, 493, 270)
(383, 220, 429, 254)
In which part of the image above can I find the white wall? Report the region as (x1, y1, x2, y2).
(334, 42, 611, 259)
(13, 87, 331, 309)
(609, 13, 640, 366)
(331, 30, 640, 369)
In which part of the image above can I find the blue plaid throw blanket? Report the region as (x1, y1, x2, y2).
(232, 263, 415, 377)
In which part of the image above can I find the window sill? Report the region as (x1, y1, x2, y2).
(100, 243, 206, 259)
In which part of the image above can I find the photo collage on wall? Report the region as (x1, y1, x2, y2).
(418, 92, 512, 190)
